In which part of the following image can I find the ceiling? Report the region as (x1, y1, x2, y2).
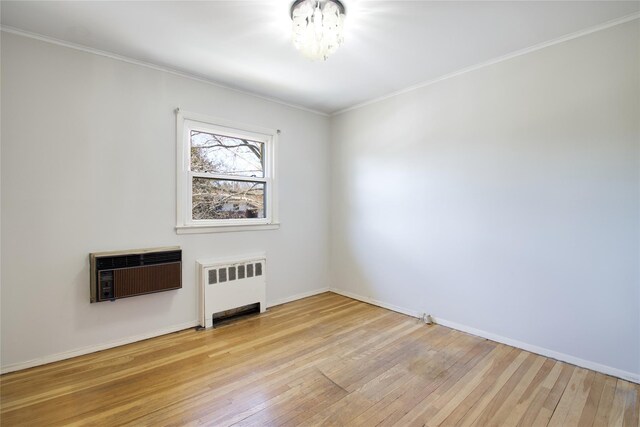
(1, 1, 638, 114)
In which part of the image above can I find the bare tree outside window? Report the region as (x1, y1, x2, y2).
(190, 131, 266, 220)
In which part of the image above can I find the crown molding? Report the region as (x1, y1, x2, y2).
(332, 12, 640, 116)
(0, 25, 330, 117)
(1, 10, 638, 117)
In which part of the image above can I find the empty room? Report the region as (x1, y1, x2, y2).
(1, 0, 639, 425)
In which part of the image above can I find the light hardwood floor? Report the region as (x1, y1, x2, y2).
(1, 292, 638, 426)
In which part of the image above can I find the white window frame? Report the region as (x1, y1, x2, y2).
(175, 109, 279, 234)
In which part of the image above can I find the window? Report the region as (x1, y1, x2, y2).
(176, 110, 278, 233)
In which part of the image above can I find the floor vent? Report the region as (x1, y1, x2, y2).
(197, 255, 266, 328)
(212, 303, 261, 327)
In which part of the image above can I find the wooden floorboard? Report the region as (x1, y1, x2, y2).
(1, 292, 638, 426)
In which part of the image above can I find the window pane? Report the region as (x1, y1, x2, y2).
(190, 130, 264, 177)
(192, 178, 265, 220)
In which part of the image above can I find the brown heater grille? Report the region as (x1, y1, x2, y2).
(90, 246, 182, 303)
(113, 262, 181, 299)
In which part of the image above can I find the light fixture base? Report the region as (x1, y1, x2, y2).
(290, 0, 345, 18)
(290, 0, 347, 61)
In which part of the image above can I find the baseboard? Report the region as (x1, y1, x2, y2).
(0, 320, 199, 374)
(267, 287, 330, 308)
(328, 288, 640, 384)
(2, 288, 331, 375)
(329, 288, 423, 318)
(5, 288, 637, 384)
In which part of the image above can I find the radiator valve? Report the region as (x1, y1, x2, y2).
(421, 313, 434, 325)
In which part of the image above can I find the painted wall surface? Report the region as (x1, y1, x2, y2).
(2, 20, 639, 379)
(330, 21, 639, 377)
(1, 33, 330, 369)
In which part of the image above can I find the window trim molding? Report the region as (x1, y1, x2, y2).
(175, 109, 279, 234)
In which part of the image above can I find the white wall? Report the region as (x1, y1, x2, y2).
(330, 20, 639, 379)
(2, 20, 639, 381)
(0, 32, 330, 370)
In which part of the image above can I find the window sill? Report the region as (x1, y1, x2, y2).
(175, 223, 280, 234)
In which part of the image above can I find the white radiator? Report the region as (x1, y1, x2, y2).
(197, 254, 266, 328)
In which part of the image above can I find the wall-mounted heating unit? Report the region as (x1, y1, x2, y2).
(90, 246, 182, 303)
(197, 254, 266, 328)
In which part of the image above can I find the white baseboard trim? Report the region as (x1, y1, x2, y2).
(329, 288, 423, 318)
(267, 287, 330, 308)
(5, 288, 637, 384)
(2, 289, 331, 375)
(0, 320, 199, 374)
(328, 288, 639, 384)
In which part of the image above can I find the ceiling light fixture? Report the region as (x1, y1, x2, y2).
(290, 0, 346, 61)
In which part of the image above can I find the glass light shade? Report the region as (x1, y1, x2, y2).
(291, 0, 345, 61)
